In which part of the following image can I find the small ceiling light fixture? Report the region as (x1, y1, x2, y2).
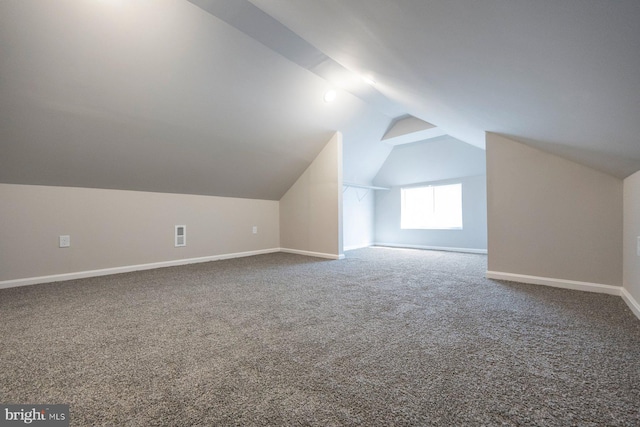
(362, 75, 376, 85)
(323, 89, 337, 103)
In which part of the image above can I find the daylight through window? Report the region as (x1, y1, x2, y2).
(401, 183, 462, 229)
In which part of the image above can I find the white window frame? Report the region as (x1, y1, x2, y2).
(401, 183, 463, 230)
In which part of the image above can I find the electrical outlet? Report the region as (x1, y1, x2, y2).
(252, 226, 258, 234)
(59, 235, 70, 248)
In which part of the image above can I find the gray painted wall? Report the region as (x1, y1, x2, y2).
(373, 136, 487, 251)
(624, 170, 640, 303)
(0, 133, 345, 283)
(0, 184, 279, 282)
(280, 133, 343, 257)
(486, 133, 623, 286)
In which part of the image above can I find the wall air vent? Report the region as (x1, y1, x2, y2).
(175, 225, 186, 247)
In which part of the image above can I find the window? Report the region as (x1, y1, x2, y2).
(401, 183, 462, 229)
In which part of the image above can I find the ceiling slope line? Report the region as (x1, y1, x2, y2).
(186, 0, 403, 118)
(382, 115, 447, 146)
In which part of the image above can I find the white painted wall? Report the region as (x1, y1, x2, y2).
(486, 133, 623, 286)
(343, 187, 374, 251)
(0, 183, 279, 283)
(373, 136, 487, 251)
(623, 170, 640, 309)
(279, 133, 343, 258)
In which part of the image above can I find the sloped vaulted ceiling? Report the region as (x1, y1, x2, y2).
(2, 0, 639, 201)
(251, 0, 640, 178)
(0, 0, 392, 200)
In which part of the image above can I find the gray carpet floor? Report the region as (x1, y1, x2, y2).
(1, 247, 639, 426)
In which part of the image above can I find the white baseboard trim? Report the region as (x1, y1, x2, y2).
(279, 248, 344, 260)
(621, 288, 640, 320)
(0, 248, 281, 290)
(343, 243, 373, 251)
(374, 242, 487, 254)
(486, 271, 622, 296)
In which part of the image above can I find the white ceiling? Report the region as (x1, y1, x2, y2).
(251, 0, 640, 178)
(1, 0, 639, 201)
(0, 0, 392, 199)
